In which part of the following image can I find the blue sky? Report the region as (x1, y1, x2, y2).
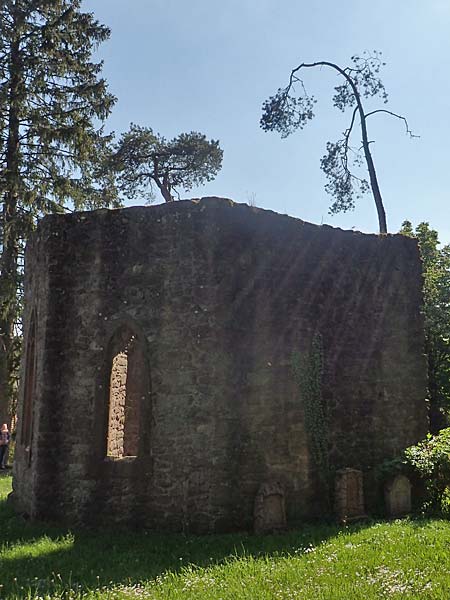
(83, 0, 449, 244)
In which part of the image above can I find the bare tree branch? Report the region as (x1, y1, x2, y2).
(365, 109, 419, 138)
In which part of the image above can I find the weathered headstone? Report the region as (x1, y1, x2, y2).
(384, 474, 412, 517)
(254, 481, 287, 534)
(334, 468, 366, 522)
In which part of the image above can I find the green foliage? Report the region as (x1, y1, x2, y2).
(374, 455, 406, 486)
(292, 334, 329, 489)
(400, 221, 450, 430)
(261, 90, 316, 138)
(261, 52, 388, 215)
(378, 429, 450, 516)
(403, 428, 450, 515)
(0, 0, 118, 212)
(440, 486, 450, 518)
(0, 0, 118, 420)
(110, 124, 223, 203)
(404, 432, 450, 477)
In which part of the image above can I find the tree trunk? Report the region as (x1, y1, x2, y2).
(153, 176, 174, 203)
(0, 200, 18, 425)
(0, 7, 23, 425)
(295, 62, 389, 234)
(341, 68, 388, 234)
(359, 117, 388, 234)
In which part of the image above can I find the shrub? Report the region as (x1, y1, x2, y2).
(389, 428, 450, 516)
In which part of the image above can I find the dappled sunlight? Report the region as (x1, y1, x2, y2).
(1, 533, 74, 563)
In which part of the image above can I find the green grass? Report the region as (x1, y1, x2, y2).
(1, 475, 450, 599)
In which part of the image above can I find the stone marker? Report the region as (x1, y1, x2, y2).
(334, 468, 366, 522)
(254, 481, 287, 534)
(384, 474, 412, 517)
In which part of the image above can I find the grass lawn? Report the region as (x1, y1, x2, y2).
(1, 474, 450, 599)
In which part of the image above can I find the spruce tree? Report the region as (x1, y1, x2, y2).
(0, 0, 118, 423)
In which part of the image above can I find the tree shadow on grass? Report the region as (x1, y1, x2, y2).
(0, 477, 391, 599)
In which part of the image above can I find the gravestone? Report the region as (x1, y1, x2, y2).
(254, 482, 287, 534)
(334, 468, 366, 522)
(384, 474, 412, 517)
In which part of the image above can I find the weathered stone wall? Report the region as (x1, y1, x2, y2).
(12, 197, 428, 531)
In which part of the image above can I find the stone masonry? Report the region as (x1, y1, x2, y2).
(12, 197, 428, 532)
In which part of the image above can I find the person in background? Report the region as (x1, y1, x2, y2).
(0, 423, 10, 469)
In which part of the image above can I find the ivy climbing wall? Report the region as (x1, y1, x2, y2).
(12, 197, 428, 531)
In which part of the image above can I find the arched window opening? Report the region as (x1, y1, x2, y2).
(106, 326, 147, 459)
(21, 312, 36, 459)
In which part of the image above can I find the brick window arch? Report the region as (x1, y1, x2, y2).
(106, 325, 148, 459)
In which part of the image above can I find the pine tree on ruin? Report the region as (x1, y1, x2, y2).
(110, 125, 223, 203)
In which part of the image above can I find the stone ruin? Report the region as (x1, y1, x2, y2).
(11, 197, 428, 532)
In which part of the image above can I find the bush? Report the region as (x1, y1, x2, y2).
(403, 428, 450, 515)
